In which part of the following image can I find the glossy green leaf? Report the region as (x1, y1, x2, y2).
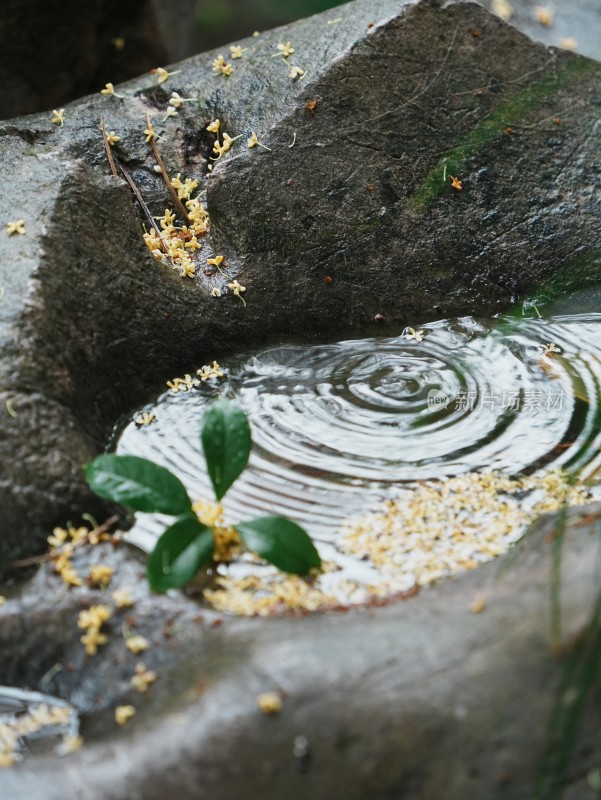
(147, 515, 214, 592)
(85, 454, 192, 515)
(201, 399, 251, 500)
(235, 516, 321, 575)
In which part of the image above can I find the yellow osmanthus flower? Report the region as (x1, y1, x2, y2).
(78, 604, 112, 630)
(159, 208, 176, 228)
(207, 119, 220, 133)
(0, 596, 5, 605)
(185, 236, 202, 252)
(115, 705, 136, 725)
(192, 218, 210, 236)
(143, 230, 163, 253)
(542, 342, 561, 355)
(144, 122, 159, 143)
(89, 564, 113, 587)
(78, 604, 111, 655)
(60, 564, 82, 587)
(211, 287, 222, 297)
(163, 107, 178, 120)
(212, 55, 233, 77)
(171, 175, 198, 201)
(197, 361, 224, 380)
(212, 132, 241, 159)
(276, 41, 295, 58)
(51, 109, 65, 126)
(58, 735, 83, 755)
(169, 91, 194, 108)
(469, 595, 487, 614)
(6, 220, 26, 236)
(48, 527, 68, 547)
(131, 663, 157, 693)
(135, 411, 156, 426)
(491, 0, 513, 21)
(176, 255, 195, 278)
(101, 82, 124, 98)
(404, 327, 425, 343)
(112, 588, 135, 608)
(227, 280, 247, 305)
(230, 45, 245, 59)
(207, 255, 225, 271)
(154, 67, 181, 84)
(559, 37, 577, 50)
(106, 131, 120, 146)
(192, 499, 240, 560)
(256, 692, 283, 714)
(247, 132, 271, 151)
(535, 6, 553, 25)
(193, 499, 224, 527)
(288, 66, 306, 80)
(112, 37, 125, 50)
(450, 175, 462, 190)
(126, 635, 150, 654)
(167, 378, 183, 393)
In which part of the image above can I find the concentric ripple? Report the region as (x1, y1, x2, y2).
(115, 313, 601, 552)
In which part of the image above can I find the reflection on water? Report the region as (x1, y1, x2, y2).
(116, 313, 601, 555)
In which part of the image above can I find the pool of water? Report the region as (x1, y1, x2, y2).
(113, 312, 601, 609)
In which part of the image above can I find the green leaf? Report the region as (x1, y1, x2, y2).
(147, 515, 214, 592)
(85, 454, 192, 515)
(235, 516, 321, 575)
(201, 399, 251, 501)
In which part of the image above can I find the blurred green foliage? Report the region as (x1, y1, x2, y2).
(195, 0, 348, 49)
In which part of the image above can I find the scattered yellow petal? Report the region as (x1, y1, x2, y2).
(78, 604, 112, 630)
(112, 37, 125, 50)
(535, 6, 553, 26)
(276, 41, 295, 58)
(450, 175, 463, 191)
(470, 595, 487, 614)
(125, 635, 150, 654)
(257, 692, 283, 714)
(0, 596, 5, 605)
(89, 564, 113, 587)
(112, 588, 135, 608)
(135, 411, 156, 426)
(59, 734, 83, 755)
(154, 67, 181, 84)
(51, 109, 65, 126)
(100, 83, 124, 98)
(230, 45, 244, 59)
(491, 0, 513, 21)
(144, 122, 158, 143)
(6, 220, 26, 236)
(559, 37, 578, 50)
(130, 663, 157, 693)
(115, 705, 136, 725)
(106, 131, 120, 146)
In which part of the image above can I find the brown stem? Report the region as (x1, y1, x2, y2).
(99, 116, 119, 178)
(146, 115, 191, 223)
(118, 163, 166, 250)
(10, 515, 121, 569)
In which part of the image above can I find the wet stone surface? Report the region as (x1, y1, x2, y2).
(2, 0, 601, 566)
